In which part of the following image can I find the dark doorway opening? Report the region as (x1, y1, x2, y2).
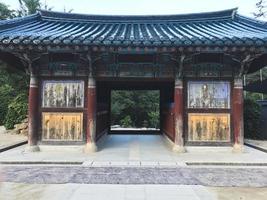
(110, 90, 160, 134)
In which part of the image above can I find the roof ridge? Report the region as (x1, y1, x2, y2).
(0, 13, 40, 25)
(38, 8, 237, 22)
(236, 14, 267, 27)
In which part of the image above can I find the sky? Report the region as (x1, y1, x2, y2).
(0, 0, 265, 19)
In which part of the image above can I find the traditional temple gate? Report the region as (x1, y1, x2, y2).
(0, 8, 267, 152)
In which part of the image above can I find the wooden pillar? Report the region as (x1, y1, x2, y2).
(84, 76, 97, 153)
(232, 78, 244, 152)
(25, 73, 40, 152)
(173, 78, 185, 153)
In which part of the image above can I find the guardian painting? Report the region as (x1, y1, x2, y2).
(42, 80, 84, 108)
(188, 114, 230, 142)
(188, 81, 230, 109)
(42, 112, 83, 141)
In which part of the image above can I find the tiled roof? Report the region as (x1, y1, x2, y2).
(0, 8, 267, 47)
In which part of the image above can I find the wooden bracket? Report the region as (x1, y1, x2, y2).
(177, 54, 186, 78)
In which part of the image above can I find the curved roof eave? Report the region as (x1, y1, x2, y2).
(37, 8, 238, 23)
(0, 8, 266, 49)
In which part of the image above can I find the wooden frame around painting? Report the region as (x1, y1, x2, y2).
(185, 79, 232, 144)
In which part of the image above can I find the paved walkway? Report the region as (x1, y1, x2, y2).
(0, 183, 215, 200)
(1, 183, 267, 200)
(0, 129, 27, 151)
(1, 135, 267, 199)
(245, 139, 267, 152)
(1, 135, 267, 165)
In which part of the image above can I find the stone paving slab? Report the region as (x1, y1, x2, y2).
(245, 139, 267, 152)
(1, 182, 267, 200)
(1, 165, 267, 187)
(1, 135, 267, 166)
(0, 183, 218, 200)
(0, 133, 27, 151)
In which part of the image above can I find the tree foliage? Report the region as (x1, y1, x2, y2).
(111, 90, 160, 128)
(244, 98, 262, 139)
(0, 3, 15, 20)
(254, 0, 267, 18)
(0, 1, 39, 130)
(0, 63, 29, 128)
(18, 0, 41, 16)
(4, 93, 28, 129)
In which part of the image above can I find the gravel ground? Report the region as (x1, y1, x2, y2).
(1, 166, 267, 187)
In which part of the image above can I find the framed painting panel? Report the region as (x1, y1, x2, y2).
(42, 80, 84, 108)
(187, 81, 230, 109)
(188, 113, 231, 142)
(42, 112, 83, 141)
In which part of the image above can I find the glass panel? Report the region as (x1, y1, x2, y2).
(42, 112, 83, 141)
(188, 113, 230, 142)
(188, 81, 230, 109)
(42, 80, 84, 108)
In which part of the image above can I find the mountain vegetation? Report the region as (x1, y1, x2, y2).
(111, 91, 160, 128)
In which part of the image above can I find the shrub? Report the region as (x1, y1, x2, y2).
(0, 84, 14, 125)
(120, 115, 133, 128)
(148, 111, 160, 129)
(4, 93, 28, 129)
(244, 98, 262, 139)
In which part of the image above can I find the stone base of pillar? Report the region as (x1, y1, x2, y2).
(84, 143, 97, 153)
(232, 143, 244, 153)
(172, 145, 186, 153)
(25, 145, 40, 152)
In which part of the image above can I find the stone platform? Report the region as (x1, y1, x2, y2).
(0, 135, 267, 166)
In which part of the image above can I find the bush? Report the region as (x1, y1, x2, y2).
(148, 111, 160, 129)
(0, 84, 15, 125)
(4, 93, 28, 129)
(120, 115, 133, 128)
(244, 98, 262, 139)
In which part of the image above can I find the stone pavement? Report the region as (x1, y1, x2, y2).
(1, 165, 267, 187)
(0, 183, 216, 200)
(245, 139, 267, 152)
(1, 135, 267, 165)
(1, 135, 267, 199)
(0, 129, 27, 151)
(1, 183, 267, 200)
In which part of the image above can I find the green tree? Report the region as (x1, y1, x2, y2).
(0, 85, 15, 124)
(120, 115, 133, 128)
(244, 98, 262, 139)
(18, 0, 41, 16)
(111, 90, 160, 128)
(4, 93, 28, 129)
(0, 62, 29, 128)
(0, 2, 15, 19)
(254, 0, 267, 18)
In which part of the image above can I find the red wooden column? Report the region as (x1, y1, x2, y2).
(25, 73, 40, 152)
(232, 78, 244, 152)
(173, 78, 185, 153)
(84, 76, 97, 153)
